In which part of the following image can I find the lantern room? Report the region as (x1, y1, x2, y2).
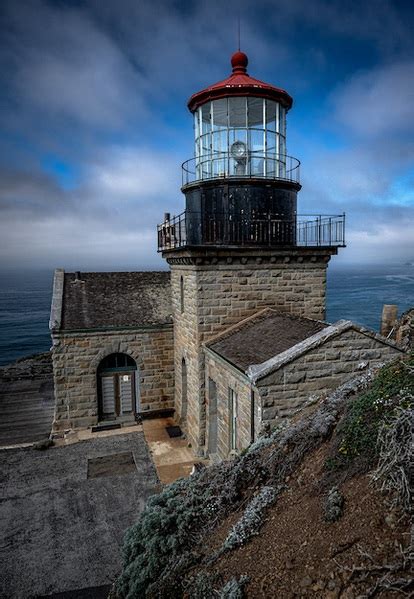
(184, 51, 299, 185)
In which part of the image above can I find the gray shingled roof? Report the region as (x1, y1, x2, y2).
(207, 309, 328, 371)
(61, 271, 172, 330)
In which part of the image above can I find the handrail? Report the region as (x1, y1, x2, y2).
(182, 152, 300, 186)
(157, 212, 345, 251)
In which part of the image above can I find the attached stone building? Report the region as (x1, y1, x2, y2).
(50, 270, 174, 433)
(204, 309, 404, 460)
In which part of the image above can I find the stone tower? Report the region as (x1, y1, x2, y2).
(158, 51, 345, 453)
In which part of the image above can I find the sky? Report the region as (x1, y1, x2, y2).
(0, 0, 413, 271)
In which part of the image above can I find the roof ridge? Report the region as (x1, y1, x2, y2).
(246, 319, 405, 382)
(246, 320, 353, 382)
(64, 270, 170, 275)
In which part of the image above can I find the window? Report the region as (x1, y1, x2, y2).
(228, 387, 238, 451)
(180, 276, 184, 313)
(98, 353, 136, 372)
(208, 378, 218, 455)
(181, 357, 188, 420)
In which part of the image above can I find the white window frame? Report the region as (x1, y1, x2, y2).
(228, 387, 238, 451)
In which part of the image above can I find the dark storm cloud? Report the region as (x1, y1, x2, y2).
(2, 0, 148, 131)
(0, 0, 413, 268)
(0, 169, 67, 214)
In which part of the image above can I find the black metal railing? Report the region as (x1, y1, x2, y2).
(182, 152, 300, 187)
(157, 212, 345, 251)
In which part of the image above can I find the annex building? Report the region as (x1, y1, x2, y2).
(50, 51, 404, 458)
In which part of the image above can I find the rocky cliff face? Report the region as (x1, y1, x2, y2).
(0, 352, 52, 382)
(393, 307, 414, 350)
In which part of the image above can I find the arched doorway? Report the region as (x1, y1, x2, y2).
(97, 353, 138, 421)
(181, 357, 188, 421)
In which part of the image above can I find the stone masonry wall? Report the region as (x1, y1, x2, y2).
(258, 328, 403, 427)
(52, 326, 174, 432)
(205, 351, 252, 460)
(170, 267, 202, 449)
(170, 259, 328, 451)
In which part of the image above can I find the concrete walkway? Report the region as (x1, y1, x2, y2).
(142, 417, 203, 484)
(54, 418, 202, 485)
(0, 431, 158, 599)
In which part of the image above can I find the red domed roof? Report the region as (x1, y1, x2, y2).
(188, 51, 293, 113)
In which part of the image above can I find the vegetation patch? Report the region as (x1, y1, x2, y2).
(220, 486, 279, 553)
(325, 355, 414, 473)
(184, 573, 249, 599)
(323, 486, 344, 522)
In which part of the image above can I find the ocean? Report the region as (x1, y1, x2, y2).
(0, 265, 413, 367)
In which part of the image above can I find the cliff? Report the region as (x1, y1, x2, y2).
(114, 354, 413, 598)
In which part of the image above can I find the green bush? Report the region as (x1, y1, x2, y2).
(328, 355, 414, 468)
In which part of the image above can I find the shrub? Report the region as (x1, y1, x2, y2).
(327, 356, 414, 469)
(219, 576, 249, 598)
(323, 486, 344, 522)
(221, 486, 279, 552)
(372, 404, 413, 512)
(184, 572, 219, 599)
(117, 452, 268, 597)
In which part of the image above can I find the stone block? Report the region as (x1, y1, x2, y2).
(284, 371, 306, 384)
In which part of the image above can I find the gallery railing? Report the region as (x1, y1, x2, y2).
(157, 212, 345, 251)
(182, 152, 300, 186)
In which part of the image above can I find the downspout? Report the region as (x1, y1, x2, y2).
(250, 385, 255, 443)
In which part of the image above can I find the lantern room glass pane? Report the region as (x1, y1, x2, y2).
(266, 100, 277, 132)
(266, 130, 277, 153)
(229, 97, 247, 128)
(279, 106, 286, 138)
(212, 98, 228, 129)
(201, 103, 211, 134)
(249, 128, 264, 153)
(247, 98, 263, 127)
(194, 111, 200, 140)
(212, 130, 227, 154)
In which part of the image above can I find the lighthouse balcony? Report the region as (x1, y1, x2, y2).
(182, 152, 300, 188)
(157, 212, 345, 252)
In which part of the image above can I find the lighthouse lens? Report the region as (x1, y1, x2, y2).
(231, 141, 247, 160)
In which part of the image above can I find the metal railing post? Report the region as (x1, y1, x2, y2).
(342, 212, 346, 246)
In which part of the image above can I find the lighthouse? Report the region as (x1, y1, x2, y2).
(158, 51, 345, 453)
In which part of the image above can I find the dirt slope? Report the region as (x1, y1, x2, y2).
(114, 356, 414, 598)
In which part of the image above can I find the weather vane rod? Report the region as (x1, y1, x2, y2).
(238, 14, 241, 51)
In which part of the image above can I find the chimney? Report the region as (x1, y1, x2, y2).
(380, 304, 398, 337)
(75, 271, 81, 281)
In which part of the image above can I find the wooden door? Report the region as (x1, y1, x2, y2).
(101, 375, 116, 417)
(119, 372, 134, 414)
